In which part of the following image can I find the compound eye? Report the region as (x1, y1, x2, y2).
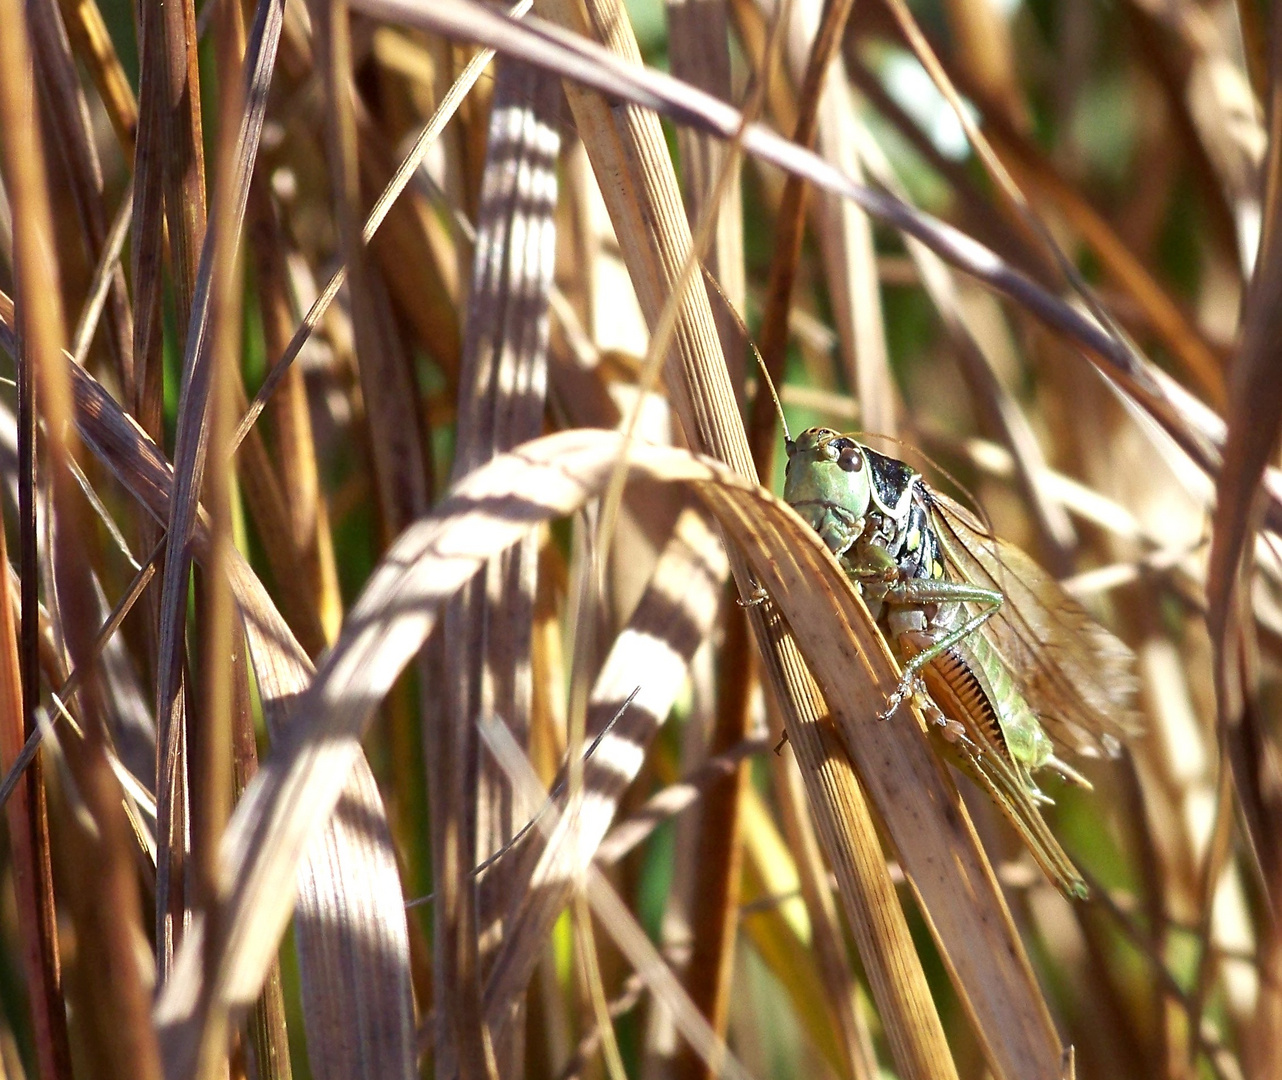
(837, 444, 864, 472)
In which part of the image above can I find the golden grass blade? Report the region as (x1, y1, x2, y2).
(71, 180, 133, 368)
(231, 388, 330, 656)
(478, 506, 729, 1054)
(27, 0, 134, 388)
(146, 0, 206, 344)
(432, 58, 560, 1078)
(146, 430, 1073, 1080)
(0, 8, 161, 1077)
(312, 0, 431, 535)
(230, 2, 531, 454)
(148, 430, 665, 1075)
(246, 179, 342, 644)
(940, 0, 1023, 124)
(227, 656, 293, 1080)
(525, 5, 754, 1069)
(57, 0, 138, 155)
(0, 425, 158, 856)
(7, 0, 1279, 1075)
(0, 475, 72, 1080)
(150, 0, 284, 978)
(667, 0, 745, 376)
(353, 101, 464, 378)
(877, 0, 1144, 372)
(373, 0, 1270, 518)
(768, 752, 879, 1079)
(0, 535, 162, 810)
(65, 358, 415, 1080)
(536, 0, 742, 469)
(477, 714, 758, 1080)
(1206, 7, 1282, 944)
(187, 6, 247, 1071)
(130, 11, 172, 440)
(594, 736, 768, 868)
(748, 0, 860, 468)
(293, 768, 416, 1080)
(780, 0, 896, 437)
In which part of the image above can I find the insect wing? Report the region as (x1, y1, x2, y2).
(929, 717, 1089, 899)
(926, 490, 1140, 757)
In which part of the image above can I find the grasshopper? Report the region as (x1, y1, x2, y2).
(782, 426, 1138, 899)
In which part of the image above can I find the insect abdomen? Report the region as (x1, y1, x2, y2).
(904, 627, 1055, 780)
(913, 639, 1011, 764)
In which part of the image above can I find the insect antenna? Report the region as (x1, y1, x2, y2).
(700, 266, 793, 453)
(755, 336, 793, 453)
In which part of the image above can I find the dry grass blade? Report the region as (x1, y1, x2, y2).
(245, 177, 341, 646)
(312, 0, 429, 536)
(151, 0, 284, 978)
(231, 386, 329, 657)
(59, 0, 138, 154)
(148, 431, 721, 1072)
(667, 0, 745, 376)
(148, 430, 1068, 1080)
(0, 3, 161, 1076)
(299, 64, 438, 1070)
(477, 715, 758, 1080)
(0, 536, 162, 811)
(188, 3, 248, 1071)
(130, 6, 174, 439)
(594, 734, 767, 868)
(478, 506, 729, 1055)
(783, 0, 897, 438)
(293, 768, 416, 1080)
(148, 0, 206, 353)
(366, 0, 1264, 519)
(748, 0, 859, 471)
(71, 181, 134, 367)
(6, 0, 1281, 1076)
(520, 6, 752, 1071)
(227, 642, 292, 1080)
(432, 57, 559, 1079)
(1205, 24, 1282, 1065)
(536, 0, 742, 470)
(769, 747, 878, 1080)
(28, 0, 134, 389)
(63, 356, 415, 1080)
(231, 2, 533, 455)
(0, 490, 72, 1080)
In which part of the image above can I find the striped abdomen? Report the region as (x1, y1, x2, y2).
(900, 625, 1053, 778)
